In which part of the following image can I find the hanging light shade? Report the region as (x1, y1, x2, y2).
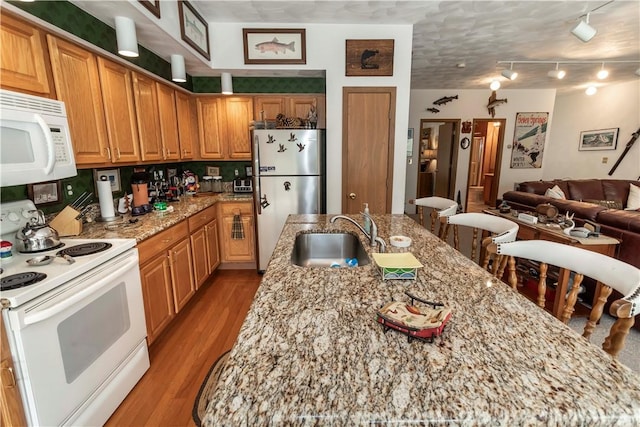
(501, 63, 517, 80)
(171, 55, 186, 82)
(115, 16, 139, 57)
(571, 13, 597, 42)
(221, 72, 233, 95)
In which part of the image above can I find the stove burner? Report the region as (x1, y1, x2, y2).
(57, 242, 112, 257)
(19, 242, 65, 254)
(1, 272, 47, 291)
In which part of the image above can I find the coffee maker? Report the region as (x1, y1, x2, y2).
(130, 172, 151, 216)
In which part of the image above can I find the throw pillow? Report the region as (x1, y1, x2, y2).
(584, 199, 623, 210)
(625, 183, 640, 211)
(544, 184, 566, 199)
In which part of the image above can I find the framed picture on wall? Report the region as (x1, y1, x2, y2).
(93, 169, 121, 192)
(178, 0, 210, 60)
(578, 128, 619, 151)
(510, 112, 549, 169)
(138, 0, 160, 18)
(345, 39, 394, 76)
(243, 28, 306, 64)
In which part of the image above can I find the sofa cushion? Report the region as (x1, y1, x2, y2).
(597, 209, 640, 232)
(602, 180, 638, 204)
(626, 183, 640, 210)
(517, 180, 569, 196)
(584, 199, 624, 210)
(545, 185, 566, 199)
(502, 191, 551, 209)
(567, 179, 605, 201)
(548, 199, 607, 221)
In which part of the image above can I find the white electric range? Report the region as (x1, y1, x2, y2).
(0, 200, 149, 426)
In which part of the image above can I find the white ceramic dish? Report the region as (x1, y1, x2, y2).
(389, 235, 412, 248)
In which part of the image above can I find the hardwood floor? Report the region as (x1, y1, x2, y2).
(105, 270, 262, 426)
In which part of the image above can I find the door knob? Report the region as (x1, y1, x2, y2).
(349, 193, 356, 200)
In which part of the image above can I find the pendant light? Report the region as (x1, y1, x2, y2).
(115, 16, 139, 57)
(221, 72, 233, 95)
(171, 55, 186, 83)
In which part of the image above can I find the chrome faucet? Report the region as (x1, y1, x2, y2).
(329, 213, 386, 253)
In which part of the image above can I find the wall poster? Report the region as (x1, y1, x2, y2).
(510, 112, 549, 169)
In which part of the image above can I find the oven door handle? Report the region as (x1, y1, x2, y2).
(22, 256, 139, 326)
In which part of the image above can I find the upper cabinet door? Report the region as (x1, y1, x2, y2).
(288, 95, 326, 128)
(156, 83, 180, 160)
(253, 96, 285, 122)
(0, 14, 51, 96)
(47, 35, 109, 165)
(197, 97, 225, 159)
(132, 72, 163, 162)
(225, 97, 253, 160)
(96, 57, 140, 163)
(175, 91, 195, 160)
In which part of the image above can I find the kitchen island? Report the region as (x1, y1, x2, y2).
(204, 214, 640, 426)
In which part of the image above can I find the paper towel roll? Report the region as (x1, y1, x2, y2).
(97, 176, 116, 220)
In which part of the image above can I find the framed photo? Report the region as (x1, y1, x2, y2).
(243, 28, 306, 65)
(28, 181, 61, 206)
(93, 169, 121, 192)
(510, 112, 549, 169)
(206, 166, 220, 176)
(178, 0, 210, 60)
(578, 128, 619, 151)
(345, 39, 394, 76)
(139, 0, 160, 18)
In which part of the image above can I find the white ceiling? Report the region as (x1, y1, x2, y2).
(70, 1, 640, 93)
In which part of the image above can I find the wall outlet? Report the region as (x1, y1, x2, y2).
(234, 169, 239, 176)
(602, 157, 608, 164)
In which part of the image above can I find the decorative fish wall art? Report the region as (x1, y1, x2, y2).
(433, 95, 458, 106)
(486, 91, 508, 118)
(426, 107, 440, 114)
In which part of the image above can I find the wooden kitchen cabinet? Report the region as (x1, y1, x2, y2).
(47, 35, 110, 165)
(1, 317, 28, 427)
(175, 91, 196, 159)
(188, 205, 220, 288)
(132, 72, 163, 162)
(197, 96, 253, 160)
(156, 82, 180, 160)
(218, 201, 255, 263)
(0, 13, 52, 96)
(137, 221, 195, 345)
(96, 57, 140, 163)
(253, 94, 326, 128)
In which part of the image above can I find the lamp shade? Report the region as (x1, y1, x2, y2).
(571, 20, 597, 42)
(171, 55, 186, 82)
(221, 72, 233, 95)
(115, 16, 139, 57)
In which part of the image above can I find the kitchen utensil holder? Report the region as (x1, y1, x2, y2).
(49, 206, 82, 236)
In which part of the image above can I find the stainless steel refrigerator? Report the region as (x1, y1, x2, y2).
(252, 129, 325, 271)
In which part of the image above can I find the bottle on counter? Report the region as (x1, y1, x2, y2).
(363, 203, 371, 234)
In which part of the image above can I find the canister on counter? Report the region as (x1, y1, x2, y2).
(200, 176, 213, 192)
(212, 176, 223, 193)
(1, 240, 13, 263)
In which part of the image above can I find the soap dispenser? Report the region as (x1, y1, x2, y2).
(363, 203, 371, 234)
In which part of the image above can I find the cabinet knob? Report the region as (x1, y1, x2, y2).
(349, 193, 357, 200)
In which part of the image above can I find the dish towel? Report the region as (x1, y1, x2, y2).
(231, 214, 244, 239)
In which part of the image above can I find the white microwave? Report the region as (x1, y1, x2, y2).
(0, 89, 77, 187)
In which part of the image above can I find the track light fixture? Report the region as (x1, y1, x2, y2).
(501, 63, 518, 80)
(597, 63, 609, 79)
(547, 63, 566, 79)
(115, 16, 139, 57)
(571, 12, 597, 42)
(221, 72, 233, 95)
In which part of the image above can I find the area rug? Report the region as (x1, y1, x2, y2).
(192, 350, 231, 426)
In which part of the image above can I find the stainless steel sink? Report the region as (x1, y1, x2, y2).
(291, 232, 370, 267)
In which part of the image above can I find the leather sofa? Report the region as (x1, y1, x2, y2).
(502, 179, 640, 330)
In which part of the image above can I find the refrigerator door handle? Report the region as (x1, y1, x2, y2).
(253, 134, 262, 214)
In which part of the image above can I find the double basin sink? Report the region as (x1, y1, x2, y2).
(291, 232, 370, 268)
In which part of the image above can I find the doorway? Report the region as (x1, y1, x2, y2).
(416, 119, 460, 200)
(465, 119, 506, 212)
(342, 87, 396, 214)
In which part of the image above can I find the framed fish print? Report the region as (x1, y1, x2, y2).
(243, 28, 306, 65)
(345, 39, 394, 76)
(178, 0, 210, 60)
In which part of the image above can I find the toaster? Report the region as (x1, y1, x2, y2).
(233, 178, 253, 193)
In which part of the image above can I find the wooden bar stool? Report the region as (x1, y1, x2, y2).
(494, 239, 640, 358)
(408, 197, 458, 236)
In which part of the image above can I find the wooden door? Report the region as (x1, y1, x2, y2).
(139, 255, 174, 345)
(1, 13, 51, 95)
(197, 97, 225, 159)
(288, 95, 324, 126)
(47, 35, 109, 164)
(205, 219, 221, 272)
(175, 91, 195, 159)
(190, 227, 209, 288)
(96, 57, 140, 163)
(225, 97, 253, 159)
(434, 122, 455, 198)
(169, 238, 195, 313)
(465, 119, 506, 210)
(156, 83, 180, 160)
(132, 72, 163, 161)
(220, 215, 255, 261)
(342, 87, 396, 214)
(254, 96, 285, 121)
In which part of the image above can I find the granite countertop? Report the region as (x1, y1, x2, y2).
(76, 193, 252, 241)
(204, 214, 640, 426)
